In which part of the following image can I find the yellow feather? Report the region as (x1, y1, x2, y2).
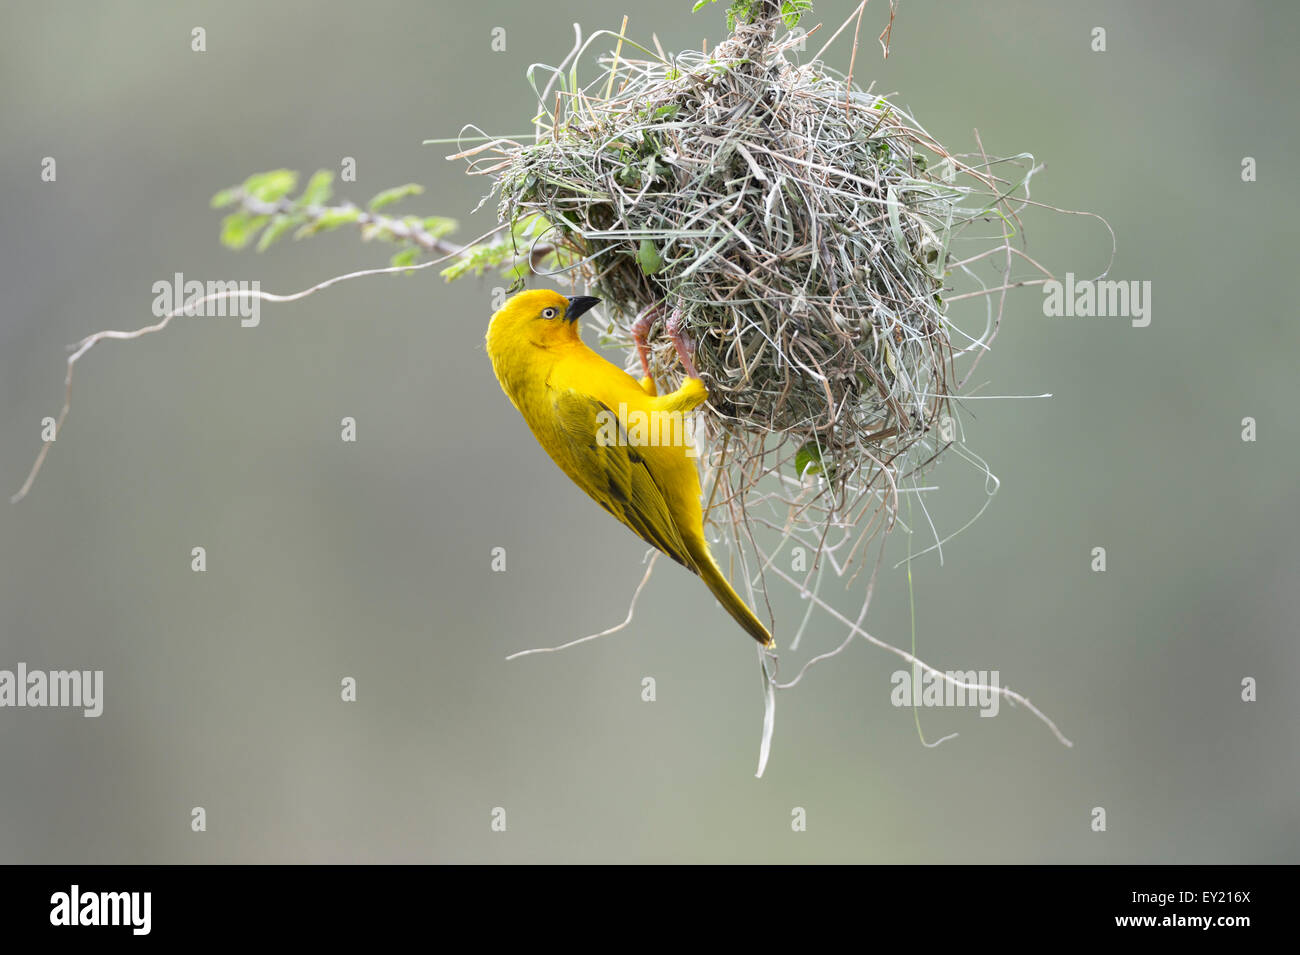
(486, 289, 773, 647)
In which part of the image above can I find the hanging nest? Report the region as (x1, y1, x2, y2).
(454, 6, 1036, 612)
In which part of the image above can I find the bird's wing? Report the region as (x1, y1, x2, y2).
(547, 388, 697, 572)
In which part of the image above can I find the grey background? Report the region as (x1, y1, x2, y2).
(1, 1, 1296, 862)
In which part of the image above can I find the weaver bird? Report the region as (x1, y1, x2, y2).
(485, 289, 773, 647)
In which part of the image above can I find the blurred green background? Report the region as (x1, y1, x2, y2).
(2, 0, 1296, 863)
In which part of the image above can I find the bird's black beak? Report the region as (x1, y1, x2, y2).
(564, 295, 601, 322)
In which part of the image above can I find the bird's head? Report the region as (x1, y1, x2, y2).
(486, 289, 602, 354)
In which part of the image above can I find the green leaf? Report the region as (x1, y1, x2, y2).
(210, 186, 242, 209)
(297, 170, 333, 207)
(367, 183, 424, 211)
(390, 246, 421, 271)
(441, 240, 513, 281)
(422, 216, 458, 239)
(294, 206, 360, 238)
(242, 169, 298, 203)
(256, 214, 299, 252)
(220, 211, 269, 250)
(510, 212, 549, 239)
(636, 238, 663, 275)
(794, 441, 825, 478)
(440, 258, 472, 282)
(781, 0, 812, 29)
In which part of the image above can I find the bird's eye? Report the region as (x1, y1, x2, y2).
(541, 307, 558, 319)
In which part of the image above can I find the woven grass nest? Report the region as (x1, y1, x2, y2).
(457, 7, 1032, 603)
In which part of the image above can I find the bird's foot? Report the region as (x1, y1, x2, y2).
(659, 375, 709, 413)
(631, 302, 664, 383)
(665, 307, 699, 379)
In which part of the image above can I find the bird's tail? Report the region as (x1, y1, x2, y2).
(693, 549, 774, 647)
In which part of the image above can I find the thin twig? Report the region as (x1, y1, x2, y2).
(505, 552, 659, 660)
(10, 223, 509, 503)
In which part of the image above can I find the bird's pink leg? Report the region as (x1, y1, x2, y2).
(665, 307, 699, 379)
(630, 302, 663, 382)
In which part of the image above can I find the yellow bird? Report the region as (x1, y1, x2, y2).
(486, 288, 773, 647)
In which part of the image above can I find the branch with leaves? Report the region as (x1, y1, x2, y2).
(210, 168, 562, 280)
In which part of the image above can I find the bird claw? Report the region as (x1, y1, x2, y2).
(633, 302, 700, 382)
(665, 307, 699, 379)
(631, 302, 664, 383)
